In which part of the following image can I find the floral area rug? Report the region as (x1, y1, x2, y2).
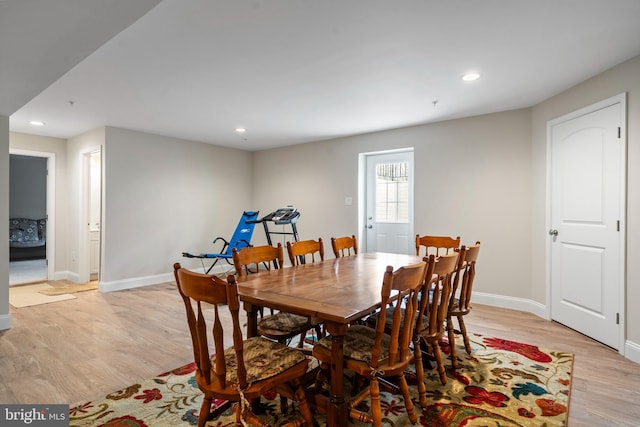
(69, 334, 573, 426)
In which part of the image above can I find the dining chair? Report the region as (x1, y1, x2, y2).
(331, 235, 358, 257)
(413, 252, 459, 399)
(312, 261, 427, 426)
(232, 244, 313, 347)
(447, 241, 481, 369)
(173, 263, 314, 427)
(233, 243, 317, 413)
(232, 243, 284, 274)
(286, 238, 324, 266)
(415, 234, 460, 257)
(286, 238, 325, 348)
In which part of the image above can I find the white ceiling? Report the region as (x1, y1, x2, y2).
(4, 0, 640, 151)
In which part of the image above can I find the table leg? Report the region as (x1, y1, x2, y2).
(243, 301, 258, 337)
(325, 322, 348, 427)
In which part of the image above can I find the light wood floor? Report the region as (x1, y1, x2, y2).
(1, 281, 639, 426)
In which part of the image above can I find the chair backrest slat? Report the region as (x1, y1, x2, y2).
(415, 234, 460, 257)
(232, 243, 284, 276)
(456, 241, 481, 311)
(287, 238, 324, 266)
(331, 235, 358, 258)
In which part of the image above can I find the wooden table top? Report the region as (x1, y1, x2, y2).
(236, 252, 424, 325)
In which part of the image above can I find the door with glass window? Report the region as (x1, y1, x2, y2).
(365, 151, 414, 254)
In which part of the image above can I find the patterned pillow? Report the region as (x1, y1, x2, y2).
(9, 219, 39, 242)
(9, 229, 25, 243)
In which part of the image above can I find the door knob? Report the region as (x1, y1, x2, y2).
(367, 225, 373, 229)
(548, 229, 558, 236)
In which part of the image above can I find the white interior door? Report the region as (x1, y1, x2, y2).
(548, 95, 625, 350)
(365, 151, 414, 254)
(79, 148, 102, 283)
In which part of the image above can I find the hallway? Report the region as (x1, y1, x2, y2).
(9, 259, 47, 286)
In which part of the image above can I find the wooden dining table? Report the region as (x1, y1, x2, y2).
(235, 251, 424, 427)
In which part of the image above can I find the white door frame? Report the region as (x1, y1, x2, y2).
(359, 148, 414, 254)
(78, 146, 102, 284)
(9, 148, 56, 280)
(545, 92, 626, 354)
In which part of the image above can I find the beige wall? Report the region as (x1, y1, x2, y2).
(3, 127, 254, 294)
(101, 127, 253, 287)
(531, 54, 640, 346)
(252, 109, 533, 300)
(0, 116, 9, 329)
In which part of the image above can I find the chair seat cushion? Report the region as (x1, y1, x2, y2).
(258, 312, 310, 333)
(316, 325, 390, 363)
(215, 336, 306, 385)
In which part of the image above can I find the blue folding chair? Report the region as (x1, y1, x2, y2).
(182, 210, 259, 274)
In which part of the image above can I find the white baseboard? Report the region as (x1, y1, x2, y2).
(0, 313, 12, 331)
(100, 272, 174, 293)
(625, 339, 640, 364)
(53, 270, 78, 282)
(474, 291, 640, 365)
(472, 291, 549, 320)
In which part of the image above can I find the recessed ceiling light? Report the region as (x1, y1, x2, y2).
(235, 127, 246, 133)
(29, 120, 45, 126)
(461, 72, 481, 82)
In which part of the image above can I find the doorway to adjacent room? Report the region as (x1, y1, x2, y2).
(8, 150, 54, 286)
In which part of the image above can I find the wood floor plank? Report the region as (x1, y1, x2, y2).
(0, 281, 638, 426)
